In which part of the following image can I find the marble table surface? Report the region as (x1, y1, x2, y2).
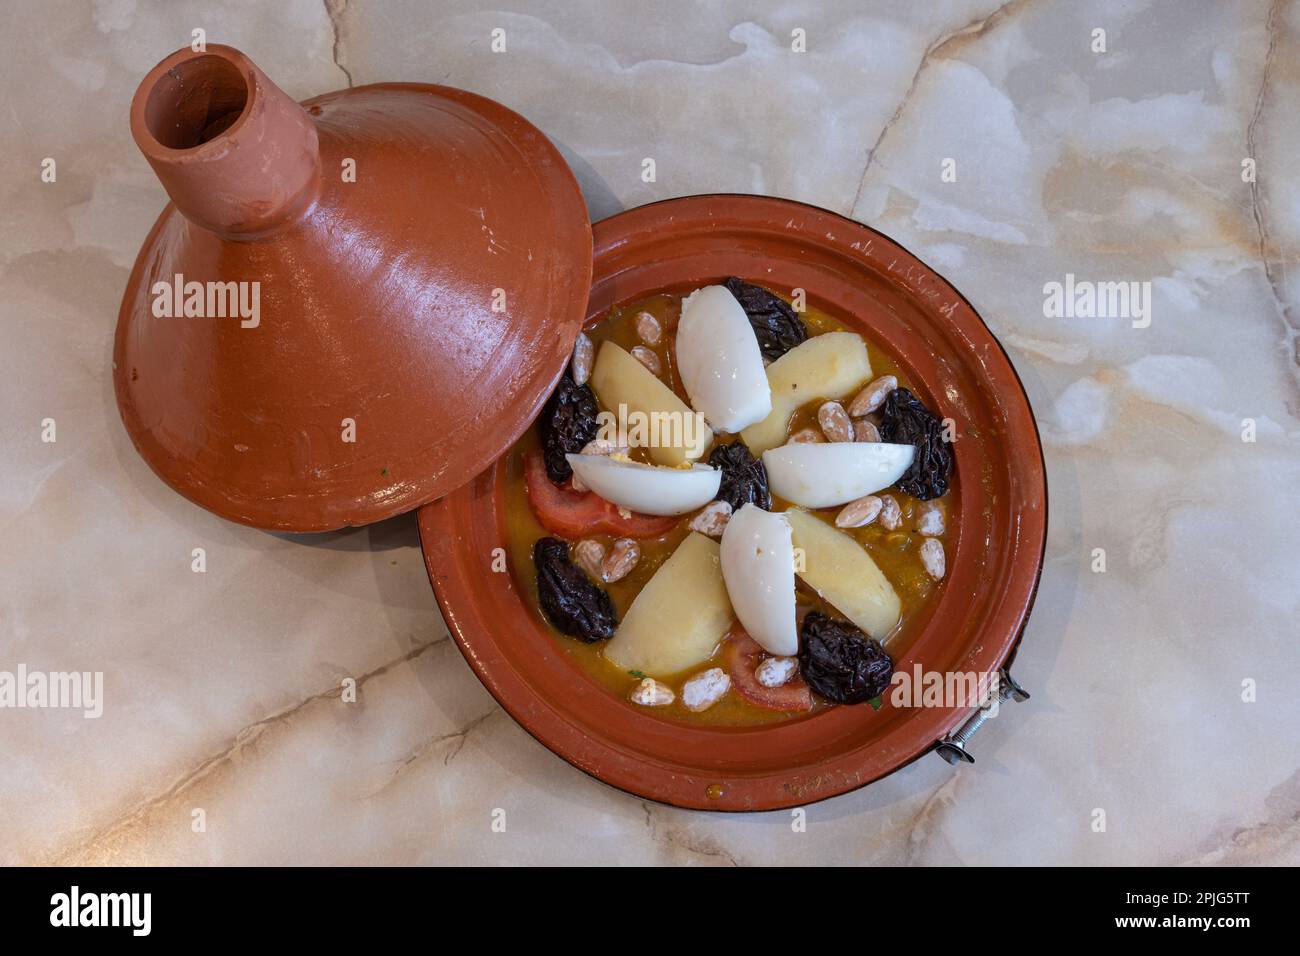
(2, 0, 1297, 865)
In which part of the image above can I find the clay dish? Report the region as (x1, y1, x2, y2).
(116, 45, 591, 531)
(418, 195, 1047, 811)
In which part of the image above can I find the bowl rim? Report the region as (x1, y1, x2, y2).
(417, 193, 1048, 811)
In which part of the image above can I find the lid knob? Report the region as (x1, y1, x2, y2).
(130, 45, 322, 238)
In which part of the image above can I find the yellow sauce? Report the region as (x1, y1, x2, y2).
(504, 291, 953, 726)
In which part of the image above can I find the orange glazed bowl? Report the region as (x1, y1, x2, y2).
(418, 195, 1047, 810)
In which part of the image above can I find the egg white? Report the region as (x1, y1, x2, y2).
(762, 442, 915, 508)
(675, 285, 772, 433)
(719, 504, 798, 656)
(565, 454, 721, 516)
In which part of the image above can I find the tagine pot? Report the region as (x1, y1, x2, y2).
(418, 195, 1048, 810)
(115, 44, 592, 531)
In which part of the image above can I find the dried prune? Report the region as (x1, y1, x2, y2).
(798, 612, 893, 704)
(724, 277, 808, 361)
(538, 370, 599, 484)
(878, 387, 952, 500)
(533, 537, 617, 643)
(708, 441, 771, 511)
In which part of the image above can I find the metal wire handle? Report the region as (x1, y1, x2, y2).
(934, 668, 1030, 765)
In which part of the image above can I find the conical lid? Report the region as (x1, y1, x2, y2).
(115, 44, 591, 531)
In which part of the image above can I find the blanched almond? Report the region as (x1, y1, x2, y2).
(689, 500, 732, 538)
(756, 656, 798, 688)
(573, 539, 605, 580)
(835, 494, 883, 528)
(635, 311, 662, 345)
(789, 427, 825, 444)
(631, 345, 661, 377)
(630, 677, 674, 706)
(917, 503, 945, 536)
(848, 375, 897, 416)
(853, 419, 881, 443)
(817, 401, 853, 443)
(601, 537, 641, 583)
(920, 537, 946, 580)
(878, 494, 903, 530)
(580, 439, 628, 457)
(571, 332, 594, 386)
(682, 668, 731, 712)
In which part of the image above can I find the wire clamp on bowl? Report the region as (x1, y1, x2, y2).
(934, 668, 1030, 765)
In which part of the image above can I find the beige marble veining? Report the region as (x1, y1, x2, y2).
(1, 0, 1297, 865)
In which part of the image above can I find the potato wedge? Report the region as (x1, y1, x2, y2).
(786, 509, 900, 641)
(604, 532, 734, 676)
(590, 341, 710, 465)
(740, 332, 871, 454)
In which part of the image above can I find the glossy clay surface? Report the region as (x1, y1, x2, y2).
(419, 195, 1047, 810)
(116, 45, 592, 531)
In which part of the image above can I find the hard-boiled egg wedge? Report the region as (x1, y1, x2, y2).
(762, 442, 915, 508)
(566, 453, 721, 516)
(719, 504, 797, 656)
(675, 285, 772, 432)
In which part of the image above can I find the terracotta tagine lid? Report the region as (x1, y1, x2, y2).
(115, 44, 592, 532)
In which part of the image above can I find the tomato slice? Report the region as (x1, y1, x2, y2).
(725, 628, 813, 712)
(523, 452, 679, 540)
